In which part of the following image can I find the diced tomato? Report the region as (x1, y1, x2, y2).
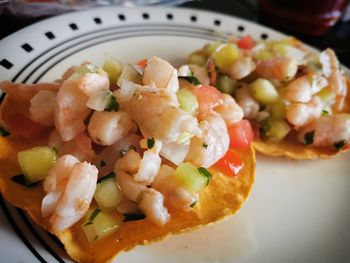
(193, 85, 223, 118)
(237, 35, 255, 50)
(137, 59, 148, 68)
(6, 113, 48, 139)
(228, 119, 254, 149)
(214, 149, 244, 176)
(207, 61, 217, 85)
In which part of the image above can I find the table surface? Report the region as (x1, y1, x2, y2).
(0, 0, 349, 67)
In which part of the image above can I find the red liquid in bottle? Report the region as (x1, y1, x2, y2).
(258, 0, 349, 35)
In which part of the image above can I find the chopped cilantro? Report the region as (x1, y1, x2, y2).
(178, 75, 201, 85)
(321, 110, 329, 116)
(304, 131, 314, 145)
(120, 149, 127, 156)
(0, 126, 10, 137)
(198, 167, 212, 185)
(83, 208, 101, 226)
(147, 138, 155, 149)
(202, 143, 208, 149)
(97, 172, 115, 183)
(334, 140, 345, 150)
(105, 95, 119, 112)
(190, 200, 197, 208)
(11, 174, 39, 187)
(100, 160, 106, 167)
(123, 213, 146, 222)
(52, 146, 59, 154)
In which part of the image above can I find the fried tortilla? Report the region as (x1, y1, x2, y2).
(0, 97, 255, 263)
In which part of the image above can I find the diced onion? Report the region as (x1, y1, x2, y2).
(86, 89, 113, 111)
(160, 141, 189, 165)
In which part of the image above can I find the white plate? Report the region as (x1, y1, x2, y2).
(1, 6, 350, 263)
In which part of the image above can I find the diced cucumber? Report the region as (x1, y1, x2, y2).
(174, 162, 210, 193)
(188, 53, 207, 66)
(213, 44, 240, 70)
(250, 78, 279, 105)
(176, 88, 199, 116)
(82, 208, 122, 242)
(265, 119, 291, 142)
(18, 146, 57, 183)
(103, 57, 123, 84)
(268, 100, 286, 120)
(94, 178, 123, 210)
(254, 50, 273, 61)
(218, 75, 237, 94)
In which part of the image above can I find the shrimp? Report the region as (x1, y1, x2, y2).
(284, 73, 328, 103)
(215, 94, 244, 125)
(152, 165, 197, 210)
(186, 113, 229, 168)
(87, 110, 135, 145)
(29, 90, 57, 126)
(226, 56, 256, 80)
(256, 56, 298, 81)
(235, 85, 259, 119)
(298, 114, 350, 147)
(138, 188, 170, 226)
(286, 96, 323, 127)
(95, 133, 141, 176)
(133, 140, 162, 185)
(319, 48, 347, 111)
(0, 81, 59, 102)
(115, 170, 146, 202)
(143, 56, 179, 94)
(114, 150, 142, 175)
(55, 73, 109, 141)
(129, 91, 201, 143)
(48, 130, 96, 162)
(41, 155, 98, 231)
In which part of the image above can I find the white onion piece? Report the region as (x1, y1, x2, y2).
(120, 80, 160, 101)
(129, 64, 144, 75)
(160, 141, 189, 165)
(285, 46, 305, 63)
(86, 89, 112, 111)
(178, 65, 191, 77)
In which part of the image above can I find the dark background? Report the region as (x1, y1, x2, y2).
(0, 0, 349, 67)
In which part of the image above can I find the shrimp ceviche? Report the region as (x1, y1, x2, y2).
(0, 56, 255, 262)
(188, 35, 350, 159)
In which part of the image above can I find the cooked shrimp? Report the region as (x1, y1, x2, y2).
(286, 96, 323, 127)
(152, 165, 197, 210)
(319, 48, 347, 110)
(186, 113, 229, 168)
(215, 94, 244, 125)
(329, 71, 347, 111)
(143, 56, 179, 93)
(95, 133, 141, 176)
(87, 111, 135, 145)
(226, 56, 256, 80)
(133, 140, 162, 185)
(138, 188, 170, 226)
(0, 81, 59, 102)
(41, 155, 98, 231)
(115, 170, 146, 202)
(55, 73, 109, 141)
(129, 91, 201, 143)
(283, 75, 313, 103)
(189, 64, 210, 85)
(319, 48, 339, 78)
(235, 85, 259, 119)
(298, 114, 350, 147)
(49, 131, 96, 162)
(114, 150, 141, 175)
(256, 56, 298, 81)
(29, 90, 57, 126)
